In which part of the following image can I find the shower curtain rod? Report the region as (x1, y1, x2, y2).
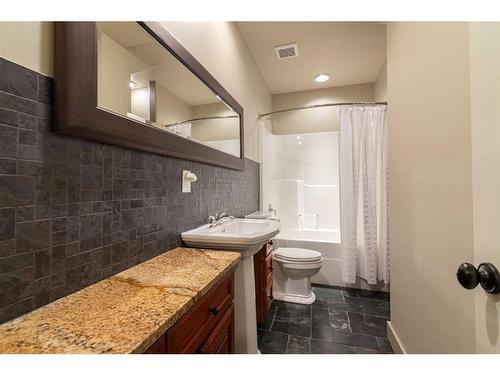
(258, 101, 387, 118)
(163, 115, 239, 127)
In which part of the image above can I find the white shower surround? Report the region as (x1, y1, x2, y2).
(262, 129, 341, 231)
(262, 120, 389, 291)
(262, 128, 343, 287)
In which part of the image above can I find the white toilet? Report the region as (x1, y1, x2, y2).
(272, 247, 323, 304)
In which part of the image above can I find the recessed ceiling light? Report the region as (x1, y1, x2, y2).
(314, 74, 330, 83)
(128, 80, 137, 89)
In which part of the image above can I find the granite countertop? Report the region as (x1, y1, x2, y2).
(0, 247, 240, 354)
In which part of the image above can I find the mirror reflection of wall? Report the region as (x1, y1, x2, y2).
(190, 102, 240, 157)
(96, 22, 241, 158)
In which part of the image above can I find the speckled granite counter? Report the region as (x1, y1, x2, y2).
(0, 247, 240, 354)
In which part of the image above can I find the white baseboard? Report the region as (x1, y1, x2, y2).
(387, 321, 407, 354)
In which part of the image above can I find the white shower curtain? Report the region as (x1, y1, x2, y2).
(339, 106, 389, 285)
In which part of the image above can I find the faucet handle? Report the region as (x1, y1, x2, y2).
(215, 211, 227, 220)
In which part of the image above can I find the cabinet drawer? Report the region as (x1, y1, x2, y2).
(167, 272, 234, 353)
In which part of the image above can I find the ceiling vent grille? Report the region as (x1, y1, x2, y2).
(275, 43, 299, 60)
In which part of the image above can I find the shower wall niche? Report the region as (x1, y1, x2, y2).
(262, 123, 340, 233)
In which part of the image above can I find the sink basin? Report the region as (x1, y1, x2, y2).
(182, 217, 280, 354)
(245, 210, 274, 219)
(182, 218, 280, 252)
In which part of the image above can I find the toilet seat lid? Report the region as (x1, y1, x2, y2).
(274, 247, 322, 262)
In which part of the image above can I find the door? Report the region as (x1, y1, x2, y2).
(468, 22, 500, 353)
(387, 21, 500, 353)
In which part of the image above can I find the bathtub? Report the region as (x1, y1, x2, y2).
(274, 228, 342, 287)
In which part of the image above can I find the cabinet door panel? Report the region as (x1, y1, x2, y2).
(199, 304, 234, 354)
(263, 278, 273, 313)
(255, 242, 273, 324)
(263, 251, 273, 284)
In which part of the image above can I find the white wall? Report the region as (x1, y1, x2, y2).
(130, 87, 150, 121)
(0, 22, 53, 76)
(192, 102, 239, 141)
(161, 22, 272, 161)
(98, 33, 148, 116)
(374, 61, 387, 102)
(155, 84, 193, 126)
(270, 83, 374, 135)
(387, 22, 475, 353)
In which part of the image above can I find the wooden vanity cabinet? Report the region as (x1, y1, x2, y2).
(254, 241, 274, 324)
(144, 270, 235, 354)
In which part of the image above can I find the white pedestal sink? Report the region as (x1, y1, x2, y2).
(182, 218, 280, 354)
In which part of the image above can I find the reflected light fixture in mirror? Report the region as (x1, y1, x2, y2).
(314, 73, 330, 83)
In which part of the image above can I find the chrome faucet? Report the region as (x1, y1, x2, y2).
(208, 211, 234, 227)
(268, 204, 279, 221)
(268, 203, 277, 217)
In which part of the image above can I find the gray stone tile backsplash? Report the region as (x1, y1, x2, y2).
(0, 57, 259, 323)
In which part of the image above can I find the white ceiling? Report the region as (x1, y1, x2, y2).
(235, 22, 386, 94)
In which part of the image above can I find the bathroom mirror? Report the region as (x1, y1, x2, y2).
(54, 22, 244, 170)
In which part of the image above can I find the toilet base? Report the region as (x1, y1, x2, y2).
(273, 290, 316, 305)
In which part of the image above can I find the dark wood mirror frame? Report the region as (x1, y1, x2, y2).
(54, 22, 245, 170)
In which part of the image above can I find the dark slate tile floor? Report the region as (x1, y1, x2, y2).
(257, 284, 394, 354)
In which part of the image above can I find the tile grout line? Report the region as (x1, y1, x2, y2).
(269, 305, 277, 331)
(364, 312, 390, 319)
(345, 296, 390, 304)
(284, 334, 291, 354)
(346, 310, 352, 333)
